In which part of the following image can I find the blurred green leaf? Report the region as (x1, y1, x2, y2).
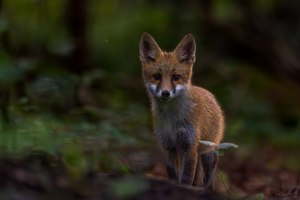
(212, 0, 241, 22)
(109, 177, 147, 198)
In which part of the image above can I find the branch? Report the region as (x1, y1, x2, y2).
(199, 140, 239, 150)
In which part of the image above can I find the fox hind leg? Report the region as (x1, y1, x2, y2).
(201, 151, 218, 190)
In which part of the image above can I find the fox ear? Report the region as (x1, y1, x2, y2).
(139, 32, 162, 62)
(174, 34, 196, 64)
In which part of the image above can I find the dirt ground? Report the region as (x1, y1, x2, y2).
(219, 147, 300, 200)
(0, 146, 299, 200)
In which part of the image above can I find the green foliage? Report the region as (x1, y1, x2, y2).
(0, 51, 23, 86)
(109, 177, 147, 198)
(0, 104, 150, 175)
(0, 0, 300, 179)
(252, 193, 265, 200)
(2, 0, 66, 47)
(88, 0, 173, 74)
(212, 0, 241, 22)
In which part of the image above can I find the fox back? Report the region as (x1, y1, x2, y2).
(139, 33, 224, 189)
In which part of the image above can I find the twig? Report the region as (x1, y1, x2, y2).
(199, 140, 239, 150)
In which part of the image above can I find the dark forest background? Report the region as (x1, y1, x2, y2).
(0, 0, 300, 199)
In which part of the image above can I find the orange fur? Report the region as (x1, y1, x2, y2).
(139, 32, 224, 188)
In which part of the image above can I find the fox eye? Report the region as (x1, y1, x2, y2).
(172, 75, 181, 81)
(152, 74, 161, 81)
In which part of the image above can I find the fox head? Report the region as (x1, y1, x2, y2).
(139, 33, 196, 102)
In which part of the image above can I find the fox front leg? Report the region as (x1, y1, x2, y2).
(165, 160, 177, 181)
(166, 150, 184, 183)
(167, 149, 197, 185)
(181, 151, 198, 185)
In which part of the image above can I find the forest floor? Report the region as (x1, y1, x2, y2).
(0, 144, 299, 200)
(219, 146, 300, 200)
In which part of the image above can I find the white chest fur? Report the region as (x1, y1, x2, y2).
(152, 96, 196, 151)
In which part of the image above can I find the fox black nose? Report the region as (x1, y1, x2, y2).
(161, 90, 170, 98)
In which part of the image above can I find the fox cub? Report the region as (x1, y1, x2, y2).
(139, 33, 224, 189)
